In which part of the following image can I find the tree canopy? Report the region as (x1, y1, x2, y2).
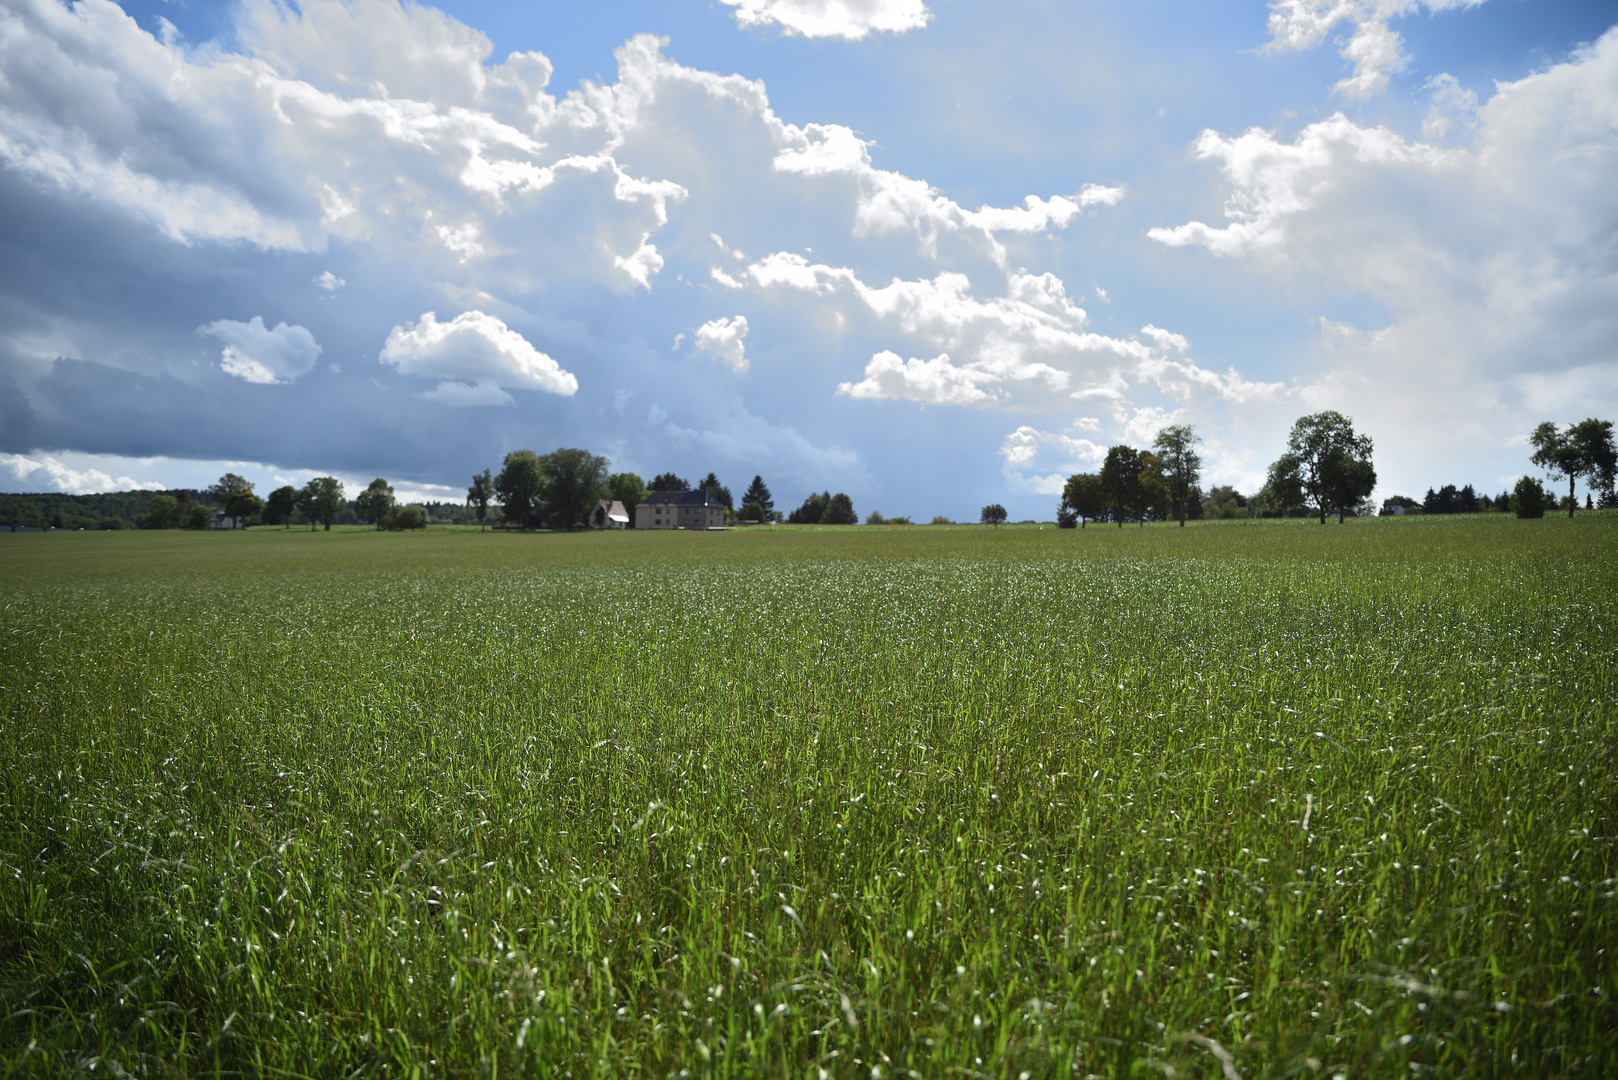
(210, 473, 259, 527)
(264, 485, 298, 528)
(787, 491, 856, 524)
(1513, 476, 1547, 519)
(1269, 411, 1376, 524)
(209, 473, 253, 504)
(787, 492, 827, 524)
(1530, 419, 1616, 518)
(145, 494, 178, 530)
(698, 473, 733, 511)
(605, 473, 647, 518)
(1152, 424, 1202, 527)
(495, 450, 545, 530)
(466, 470, 493, 530)
(542, 448, 610, 529)
(225, 489, 262, 526)
(741, 475, 773, 514)
(821, 493, 857, 525)
(490, 449, 609, 529)
(1100, 446, 1145, 527)
(980, 503, 1008, 527)
(356, 478, 396, 527)
(649, 472, 689, 493)
(1059, 473, 1106, 527)
(298, 477, 345, 531)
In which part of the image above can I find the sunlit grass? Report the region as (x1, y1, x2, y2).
(1, 516, 1614, 1077)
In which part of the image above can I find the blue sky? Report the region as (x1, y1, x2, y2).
(2, 0, 1614, 519)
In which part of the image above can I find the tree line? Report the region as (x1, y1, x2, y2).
(6, 416, 1610, 534)
(1056, 413, 1615, 527)
(1056, 420, 1254, 527)
(466, 452, 790, 531)
(1377, 420, 1615, 519)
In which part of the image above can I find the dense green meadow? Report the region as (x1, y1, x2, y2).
(1, 517, 1614, 1077)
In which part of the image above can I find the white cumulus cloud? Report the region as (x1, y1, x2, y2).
(1153, 27, 1618, 493)
(199, 316, 323, 384)
(837, 351, 992, 405)
(0, 451, 167, 494)
(1263, 0, 1486, 100)
(745, 254, 1162, 402)
(771, 124, 1123, 262)
(379, 311, 578, 397)
(694, 316, 750, 372)
(1146, 114, 1454, 256)
(718, 0, 931, 40)
(1421, 73, 1480, 140)
(997, 425, 1108, 495)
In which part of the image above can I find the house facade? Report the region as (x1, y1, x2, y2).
(635, 490, 726, 530)
(591, 499, 630, 529)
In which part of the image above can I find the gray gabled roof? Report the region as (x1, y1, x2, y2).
(639, 490, 725, 508)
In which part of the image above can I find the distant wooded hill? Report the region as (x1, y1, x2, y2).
(0, 491, 483, 530)
(0, 490, 208, 530)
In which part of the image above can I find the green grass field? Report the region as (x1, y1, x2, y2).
(1, 518, 1614, 1078)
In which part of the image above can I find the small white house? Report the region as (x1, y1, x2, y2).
(591, 499, 630, 529)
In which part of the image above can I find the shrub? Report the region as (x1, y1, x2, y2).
(398, 505, 427, 530)
(1513, 476, 1546, 519)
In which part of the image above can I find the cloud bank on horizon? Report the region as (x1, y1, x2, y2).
(0, 0, 1613, 518)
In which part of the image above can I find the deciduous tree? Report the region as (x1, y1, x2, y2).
(1530, 419, 1617, 519)
(225, 490, 262, 527)
(1270, 411, 1376, 524)
(542, 448, 610, 529)
(1203, 486, 1250, 519)
(495, 450, 545, 529)
(298, 477, 345, 531)
(980, 503, 1008, 527)
(356, 478, 396, 527)
(467, 469, 493, 531)
(1138, 451, 1167, 524)
(1152, 424, 1202, 527)
(605, 473, 647, 523)
(209, 473, 252, 505)
(821, 493, 857, 524)
(1099, 446, 1144, 527)
(264, 485, 298, 528)
(788, 492, 828, 524)
(145, 494, 178, 529)
(1060, 473, 1105, 527)
(210, 473, 258, 528)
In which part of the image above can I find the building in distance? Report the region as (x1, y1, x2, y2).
(635, 490, 726, 530)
